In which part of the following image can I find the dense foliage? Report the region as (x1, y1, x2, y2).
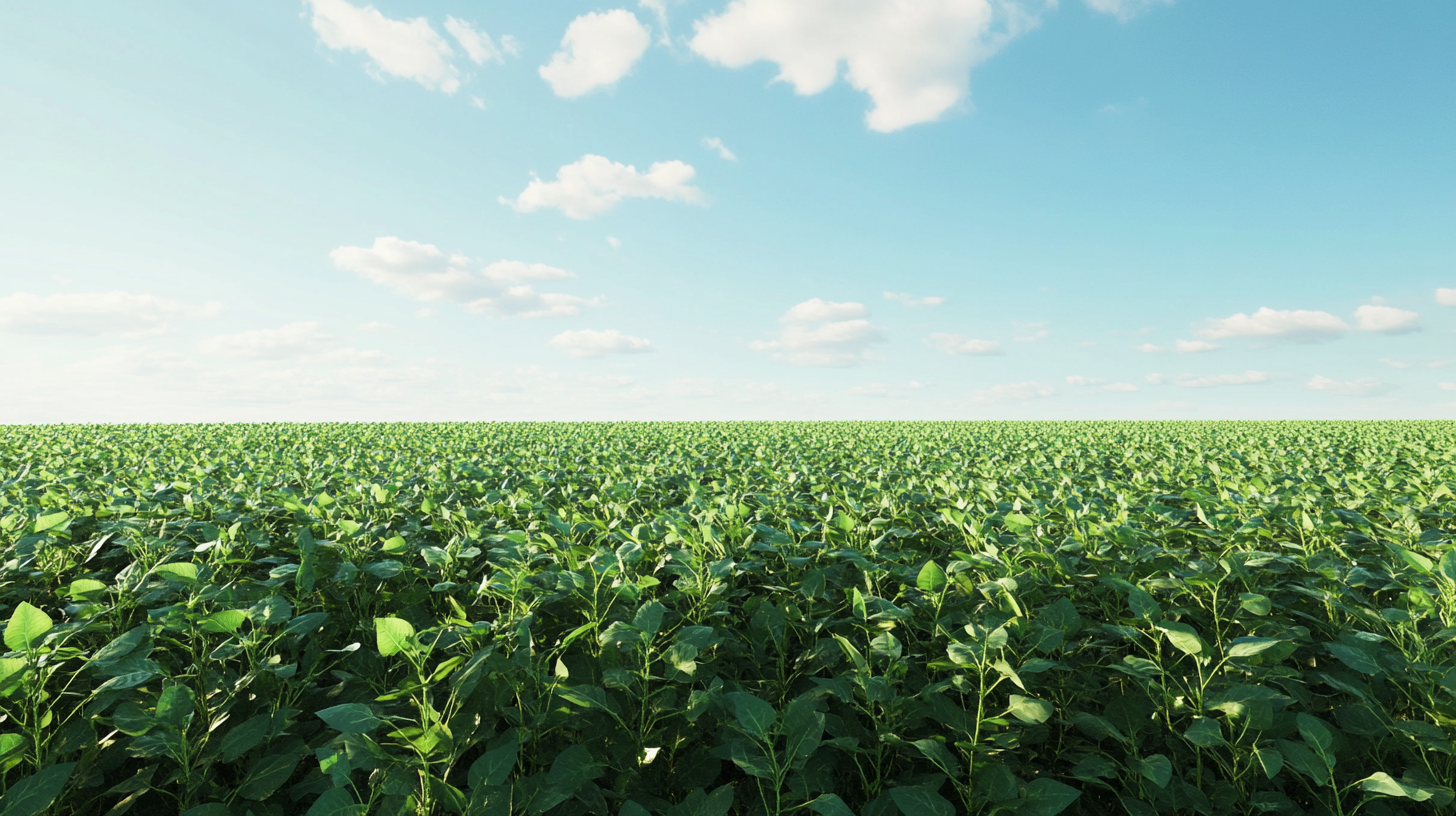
(0, 421, 1454, 816)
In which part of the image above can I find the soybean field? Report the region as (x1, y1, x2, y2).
(1, 421, 1454, 816)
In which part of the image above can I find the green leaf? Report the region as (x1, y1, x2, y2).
(468, 735, 519, 789)
(806, 793, 857, 816)
(1007, 695, 1053, 725)
(1326, 643, 1381, 675)
(1296, 713, 1335, 757)
(851, 588, 867, 622)
(910, 738, 960, 778)
(199, 610, 247, 635)
(1184, 717, 1225, 748)
(285, 612, 329, 637)
(548, 744, 603, 793)
(633, 601, 665, 637)
(781, 697, 824, 769)
(33, 512, 70, 533)
(236, 753, 301, 800)
(154, 562, 199, 583)
(67, 579, 108, 600)
(1155, 621, 1203, 655)
(916, 561, 947, 593)
(725, 692, 777, 741)
(1252, 744, 1283, 779)
(1017, 778, 1082, 816)
(1003, 513, 1035, 534)
(156, 682, 196, 730)
(0, 657, 28, 696)
(1131, 754, 1172, 788)
(317, 703, 384, 734)
(306, 787, 367, 816)
(1227, 637, 1281, 658)
(218, 714, 271, 761)
(1239, 593, 1272, 616)
(558, 684, 614, 714)
(1128, 587, 1160, 621)
(88, 625, 147, 666)
(374, 617, 415, 656)
(667, 785, 734, 816)
(0, 763, 76, 816)
(1277, 740, 1330, 785)
(729, 740, 775, 779)
(4, 602, 53, 651)
(1359, 772, 1436, 802)
(889, 785, 954, 816)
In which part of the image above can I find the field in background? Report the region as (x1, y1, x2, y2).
(1, 421, 1454, 816)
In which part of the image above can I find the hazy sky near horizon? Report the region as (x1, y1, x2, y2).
(2, 0, 1453, 422)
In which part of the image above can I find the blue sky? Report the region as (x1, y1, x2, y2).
(1, 0, 1453, 422)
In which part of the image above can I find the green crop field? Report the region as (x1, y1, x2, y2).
(0, 421, 1453, 816)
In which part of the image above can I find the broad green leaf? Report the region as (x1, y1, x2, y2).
(199, 610, 247, 635)
(851, 588, 867, 622)
(910, 738, 959, 778)
(374, 617, 415, 656)
(33, 512, 70, 533)
(1007, 695, 1053, 724)
(805, 793, 857, 816)
(729, 740, 775, 779)
(4, 602, 53, 651)
(284, 612, 328, 637)
(667, 785, 734, 816)
(88, 625, 147, 666)
(0, 763, 76, 816)
(317, 703, 384, 734)
(1296, 713, 1335, 757)
(725, 692, 777, 741)
(1239, 593, 1272, 616)
(236, 753, 302, 800)
(1155, 621, 1203, 656)
(870, 632, 903, 662)
(1277, 740, 1330, 785)
(558, 684, 614, 713)
(67, 579, 108, 600)
(0, 657, 28, 695)
(468, 735, 519, 789)
(548, 744, 602, 792)
(1228, 637, 1280, 658)
(306, 787, 367, 816)
(1253, 744, 1283, 779)
(154, 562, 199, 582)
(156, 683, 196, 729)
(218, 714, 271, 761)
(916, 561, 947, 593)
(1326, 643, 1381, 675)
(1130, 754, 1172, 788)
(1128, 587, 1160, 621)
(781, 697, 824, 768)
(1018, 778, 1082, 816)
(888, 785, 954, 816)
(1003, 513, 1035, 534)
(633, 601, 665, 636)
(1184, 717, 1225, 748)
(1359, 772, 1436, 802)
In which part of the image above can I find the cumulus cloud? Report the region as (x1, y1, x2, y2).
(1175, 339, 1219, 353)
(1082, 0, 1174, 22)
(1306, 375, 1393, 397)
(1173, 370, 1270, 388)
(539, 10, 651, 97)
(969, 381, 1054, 404)
(689, 0, 1048, 132)
(0, 291, 218, 337)
(884, 292, 946, 307)
(444, 16, 508, 65)
(1198, 307, 1349, 343)
(547, 328, 654, 357)
(702, 137, 737, 161)
(752, 298, 884, 367)
(306, 0, 461, 93)
(1066, 375, 1137, 392)
(926, 333, 1002, 355)
(330, 237, 596, 318)
(1353, 304, 1420, 334)
(501, 155, 706, 219)
(1136, 343, 1164, 353)
(1438, 288, 1456, 307)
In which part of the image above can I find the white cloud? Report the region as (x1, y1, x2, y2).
(306, 0, 461, 93)
(1136, 343, 1164, 353)
(849, 383, 892, 397)
(358, 321, 392, 332)
(969, 381, 1054, 404)
(607, 236, 622, 249)
(1082, 0, 1174, 22)
(1173, 370, 1270, 388)
(702, 137, 738, 161)
(1103, 382, 1138, 392)
(926, 333, 1002, 356)
(1437, 288, 1456, 307)
(1066, 375, 1138, 392)
(1015, 328, 1050, 342)
(669, 377, 718, 398)
(689, 0, 1047, 132)
(501, 155, 706, 219)
(1440, 382, 1456, 391)
(1379, 358, 1410, 369)
(330, 237, 595, 318)
(783, 298, 866, 323)
(547, 328, 654, 357)
(444, 16, 506, 65)
(884, 292, 946, 307)
(1065, 375, 1103, 386)
(1175, 339, 1219, 353)
(753, 299, 884, 367)
(200, 322, 339, 360)
(1198, 307, 1349, 343)
(0, 291, 217, 337)
(539, 10, 651, 97)
(1353, 304, 1420, 335)
(1306, 375, 1393, 397)
(1145, 373, 1165, 384)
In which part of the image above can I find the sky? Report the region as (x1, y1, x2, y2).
(1, 0, 1453, 422)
